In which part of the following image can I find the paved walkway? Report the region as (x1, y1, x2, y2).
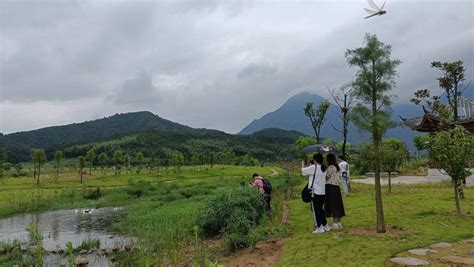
(354, 176, 474, 187)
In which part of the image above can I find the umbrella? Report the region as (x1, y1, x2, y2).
(301, 144, 339, 154)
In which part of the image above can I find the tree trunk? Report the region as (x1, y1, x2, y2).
(342, 94, 348, 158)
(388, 172, 392, 193)
(89, 164, 92, 176)
(372, 76, 386, 233)
(37, 163, 41, 185)
(453, 179, 461, 213)
(80, 168, 83, 184)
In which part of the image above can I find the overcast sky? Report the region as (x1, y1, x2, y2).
(1, 0, 472, 134)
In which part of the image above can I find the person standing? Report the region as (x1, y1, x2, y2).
(338, 155, 350, 196)
(301, 154, 329, 234)
(325, 154, 346, 229)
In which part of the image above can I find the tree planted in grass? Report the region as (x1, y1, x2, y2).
(113, 150, 123, 176)
(85, 149, 96, 175)
(224, 151, 236, 167)
(98, 152, 108, 176)
(411, 61, 469, 199)
(54, 150, 63, 181)
(78, 156, 86, 183)
(345, 33, 401, 233)
(124, 154, 131, 174)
(429, 126, 473, 213)
(0, 148, 7, 179)
(329, 84, 354, 158)
(304, 100, 330, 144)
(413, 135, 429, 158)
(381, 139, 408, 193)
(32, 148, 47, 185)
(191, 153, 200, 172)
(135, 152, 144, 174)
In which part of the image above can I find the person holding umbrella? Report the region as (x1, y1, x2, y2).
(301, 153, 329, 233)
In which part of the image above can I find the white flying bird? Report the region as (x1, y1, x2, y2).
(364, 0, 387, 19)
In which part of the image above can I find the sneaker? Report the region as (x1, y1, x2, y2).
(312, 226, 326, 234)
(332, 223, 342, 229)
(323, 224, 331, 232)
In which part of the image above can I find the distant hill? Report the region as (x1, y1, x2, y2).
(0, 111, 304, 163)
(239, 92, 427, 151)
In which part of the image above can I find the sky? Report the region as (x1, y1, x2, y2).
(1, 0, 473, 134)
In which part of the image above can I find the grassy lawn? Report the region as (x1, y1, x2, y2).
(278, 182, 474, 266)
(0, 165, 285, 265)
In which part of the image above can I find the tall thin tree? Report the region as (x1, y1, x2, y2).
(54, 150, 63, 181)
(78, 156, 86, 184)
(32, 149, 47, 185)
(345, 33, 401, 233)
(329, 84, 354, 158)
(85, 149, 96, 176)
(304, 99, 330, 144)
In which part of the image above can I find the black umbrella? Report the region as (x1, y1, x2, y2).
(301, 144, 339, 154)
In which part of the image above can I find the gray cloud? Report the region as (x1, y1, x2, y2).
(1, 0, 472, 134)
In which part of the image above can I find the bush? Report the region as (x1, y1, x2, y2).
(83, 187, 103, 200)
(196, 186, 266, 251)
(126, 179, 155, 198)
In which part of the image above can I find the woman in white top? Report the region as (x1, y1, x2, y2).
(301, 153, 330, 233)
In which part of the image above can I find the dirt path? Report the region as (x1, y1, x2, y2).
(218, 239, 285, 267)
(269, 168, 279, 177)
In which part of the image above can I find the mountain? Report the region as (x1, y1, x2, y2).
(0, 111, 304, 163)
(239, 92, 426, 152)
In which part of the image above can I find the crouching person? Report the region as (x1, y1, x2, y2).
(251, 173, 272, 210)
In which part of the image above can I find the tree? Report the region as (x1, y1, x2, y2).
(345, 33, 401, 233)
(294, 136, 317, 160)
(32, 149, 47, 185)
(78, 156, 86, 183)
(431, 61, 467, 121)
(429, 126, 473, 213)
(98, 152, 108, 176)
(54, 150, 63, 181)
(113, 150, 123, 176)
(304, 99, 330, 143)
(171, 152, 185, 175)
(224, 151, 236, 166)
(0, 148, 7, 179)
(411, 61, 470, 198)
(135, 152, 144, 174)
(13, 164, 23, 177)
(381, 139, 408, 193)
(329, 84, 354, 158)
(124, 154, 131, 174)
(85, 149, 96, 175)
(413, 135, 429, 158)
(191, 152, 200, 172)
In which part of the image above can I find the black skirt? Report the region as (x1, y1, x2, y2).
(325, 184, 345, 218)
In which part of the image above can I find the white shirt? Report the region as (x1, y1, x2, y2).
(301, 164, 326, 195)
(339, 161, 349, 178)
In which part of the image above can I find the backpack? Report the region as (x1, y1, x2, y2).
(259, 177, 272, 195)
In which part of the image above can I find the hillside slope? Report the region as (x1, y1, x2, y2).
(239, 92, 425, 151)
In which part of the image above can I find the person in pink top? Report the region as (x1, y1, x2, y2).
(250, 173, 271, 210)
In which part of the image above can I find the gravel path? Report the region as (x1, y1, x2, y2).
(353, 176, 474, 186)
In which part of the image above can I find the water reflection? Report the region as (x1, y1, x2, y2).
(0, 207, 131, 250)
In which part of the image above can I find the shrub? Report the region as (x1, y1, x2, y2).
(126, 179, 155, 198)
(196, 186, 266, 250)
(83, 187, 103, 200)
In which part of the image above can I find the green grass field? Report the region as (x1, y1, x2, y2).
(278, 182, 474, 266)
(1, 166, 473, 266)
(0, 165, 286, 265)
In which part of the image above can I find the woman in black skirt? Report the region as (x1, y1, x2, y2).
(325, 153, 345, 229)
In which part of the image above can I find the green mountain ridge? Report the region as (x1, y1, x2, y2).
(0, 111, 304, 163)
